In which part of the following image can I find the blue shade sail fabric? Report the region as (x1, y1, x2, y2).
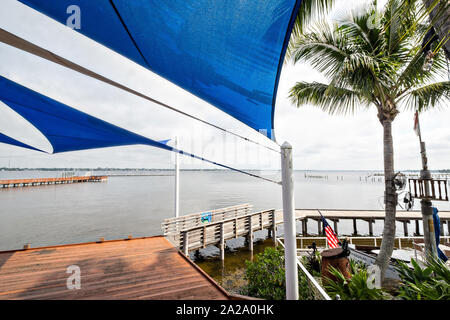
(18, 0, 302, 139)
(0, 76, 170, 153)
(0, 132, 42, 152)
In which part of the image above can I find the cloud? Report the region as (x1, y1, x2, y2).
(0, 0, 449, 171)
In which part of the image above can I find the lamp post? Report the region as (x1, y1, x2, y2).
(174, 136, 180, 218)
(281, 141, 299, 300)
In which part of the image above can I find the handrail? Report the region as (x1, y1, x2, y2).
(163, 203, 252, 223)
(276, 238, 332, 300)
(179, 209, 275, 233)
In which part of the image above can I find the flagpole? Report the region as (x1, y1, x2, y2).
(414, 111, 437, 258)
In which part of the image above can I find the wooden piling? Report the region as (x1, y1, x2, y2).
(352, 219, 358, 236)
(247, 216, 253, 252)
(403, 221, 409, 236)
(271, 210, 277, 245)
(182, 231, 189, 255)
(220, 223, 225, 260)
(302, 219, 308, 236)
(332, 219, 339, 236)
(366, 219, 374, 236)
(415, 219, 421, 236)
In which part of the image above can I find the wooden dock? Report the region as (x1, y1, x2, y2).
(0, 236, 231, 300)
(293, 209, 450, 237)
(286, 235, 450, 250)
(0, 176, 107, 188)
(163, 205, 450, 260)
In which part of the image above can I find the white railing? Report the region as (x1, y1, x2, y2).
(294, 236, 450, 250)
(276, 238, 331, 300)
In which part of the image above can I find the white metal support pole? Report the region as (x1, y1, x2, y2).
(174, 137, 180, 218)
(281, 141, 299, 300)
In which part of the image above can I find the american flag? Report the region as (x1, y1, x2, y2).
(321, 216, 340, 249)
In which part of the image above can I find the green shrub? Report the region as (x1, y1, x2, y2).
(323, 260, 386, 300)
(395, 256, 450, 300)
(241, 246, 314, 300)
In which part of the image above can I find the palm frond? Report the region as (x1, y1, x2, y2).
(394, 45, 448, 93)
(287, 0, 334, 60)
(289, 81, 370, 115)
(291, 0, 335, 39)
(400, 81, 450, 111)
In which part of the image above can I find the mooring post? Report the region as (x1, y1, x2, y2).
(174, 136, 180, 218)
(352, 219, 358, 236)
(317, 219, 322, 236)
(281, 142, 299, 300)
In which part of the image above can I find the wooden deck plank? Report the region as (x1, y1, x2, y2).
(0, 236, 229, 300)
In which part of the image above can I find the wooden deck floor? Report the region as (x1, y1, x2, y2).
(0, 236, 229, 300)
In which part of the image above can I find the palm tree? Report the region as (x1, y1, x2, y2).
(288, 0, 450, 281)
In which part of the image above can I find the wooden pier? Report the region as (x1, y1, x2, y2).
(285, 235, 450, 251)
(0, 176, 107, 188)
(294, 209, 450, 237)
(0, 236, 232, 300)
(162, 205, 450, 260)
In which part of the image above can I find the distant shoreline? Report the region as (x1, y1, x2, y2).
(1, 168, 449, 173)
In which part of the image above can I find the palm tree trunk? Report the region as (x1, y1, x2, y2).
(423, 0, 450, 60)
(375, 119, 397, 283)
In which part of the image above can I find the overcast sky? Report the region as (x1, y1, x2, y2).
(0, 0, 449, 171)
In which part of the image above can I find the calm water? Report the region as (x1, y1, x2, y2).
(1, 170, 449, 253)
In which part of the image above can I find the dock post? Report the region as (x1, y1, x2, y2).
(247, 216, 253, 252)
(352, 219, 358, 236)
(317, 219, 322, 236)
(220, 223, 225, 260)
(280, 142, 299, 300)
(403, 221, 409, 236)
(174, 137, 180, 218)
(440, 220, 444, 237)
(415, 220, 421, 236)
(367, 219, 374, 236)
(302, 219, 308, 236)
(182, 231, 189, 256)
(333, 219, 339, 236)
(271, 210, 277, 245)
